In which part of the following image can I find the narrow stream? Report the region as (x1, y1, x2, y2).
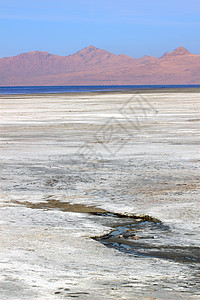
(10, 199, 200, 294)
(12, 199, 200, 264)
(93, 216, 200, 264)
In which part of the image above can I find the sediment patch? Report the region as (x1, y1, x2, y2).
(11, 199, 160, 222)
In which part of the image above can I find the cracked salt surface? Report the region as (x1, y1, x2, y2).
(1, 90, 200, 299)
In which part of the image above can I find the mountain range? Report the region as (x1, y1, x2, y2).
(0, 46, 199, 86)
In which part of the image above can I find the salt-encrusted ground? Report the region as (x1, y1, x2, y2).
(0, 90, 199, 299)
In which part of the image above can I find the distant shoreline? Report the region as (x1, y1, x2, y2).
(1, 85, 200, 95)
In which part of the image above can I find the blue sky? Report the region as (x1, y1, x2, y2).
(0, 0, 199, 58)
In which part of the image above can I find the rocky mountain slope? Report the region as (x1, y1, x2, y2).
(0, 46, 199, 85)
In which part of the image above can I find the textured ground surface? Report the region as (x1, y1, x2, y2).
(0, 90, 199, 299)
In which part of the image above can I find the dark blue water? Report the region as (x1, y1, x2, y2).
(1, 85, 199, 95)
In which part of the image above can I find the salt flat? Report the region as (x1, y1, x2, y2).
(0, 90, 199, 299)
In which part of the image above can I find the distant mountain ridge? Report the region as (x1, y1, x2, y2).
(160, 46, 191, 58)
(0, 46, 199, 86)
